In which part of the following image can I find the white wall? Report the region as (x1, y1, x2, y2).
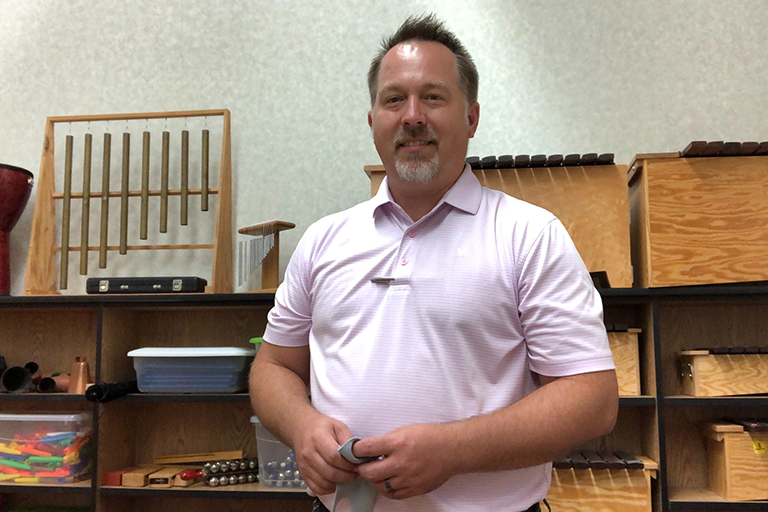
(2, 0, 767, 295)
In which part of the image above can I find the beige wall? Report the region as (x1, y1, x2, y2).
(2, 0, 767, 294)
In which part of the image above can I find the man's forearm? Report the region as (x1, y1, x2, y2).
(444, 370, 618, 474)
(249, 351, 317, 449)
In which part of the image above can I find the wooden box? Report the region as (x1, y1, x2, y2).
(628, 153, 768, 287)
(680, 351, 768, 397)
(705, 423, 768, 500)
(365, 161, 633, 288)
(609, 330, 641, 396)
(546, 456, 657, 511)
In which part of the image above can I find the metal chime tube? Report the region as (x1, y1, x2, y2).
(181, 130, 189, 225)
(201, 129, 209, 211)
(59, 135, 74, 289)
(160, 131, 169, 233)
(99, 133, 111, 268)
(119, 133, 130, 254)
(140, 131, 150, 240)
(80, 134, 92, 275)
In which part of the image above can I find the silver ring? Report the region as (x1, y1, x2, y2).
(384, 478, 394, 493)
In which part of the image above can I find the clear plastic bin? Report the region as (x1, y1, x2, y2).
(0, 412, 93, 484)
(250, 416, 305, 488)
(127, 347, 256, 393)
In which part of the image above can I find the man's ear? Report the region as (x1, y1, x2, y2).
(467, 102, 480, 138)
(368, 110, 373, 129)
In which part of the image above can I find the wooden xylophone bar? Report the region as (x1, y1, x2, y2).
(553, 450, 644, 471)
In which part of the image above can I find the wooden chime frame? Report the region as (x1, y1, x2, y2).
(24, 109, 233, 295)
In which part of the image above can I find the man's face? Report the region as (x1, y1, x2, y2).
(368, 41, 479, 187)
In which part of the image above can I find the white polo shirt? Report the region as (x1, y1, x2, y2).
(264, 165, 614, 511)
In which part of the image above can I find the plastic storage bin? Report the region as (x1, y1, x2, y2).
(250, 416, 305, 488)
(0, 412, 93, 484)
(127, 347, 256, 393)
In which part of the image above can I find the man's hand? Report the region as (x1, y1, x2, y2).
(293, 413, 360, 496)
(352, 423, 458, 499)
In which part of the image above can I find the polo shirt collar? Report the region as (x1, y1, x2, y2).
(371, 163, 482, 217)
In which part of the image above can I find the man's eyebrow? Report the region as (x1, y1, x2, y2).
(378, 81, 450, 95)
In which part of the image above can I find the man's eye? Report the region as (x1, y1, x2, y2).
(385, 97, 403, 104)
(425, 94, 442, 101)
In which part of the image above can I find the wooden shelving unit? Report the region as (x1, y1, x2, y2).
(0, 293, 312, 512)
(2, 286, 768, 511)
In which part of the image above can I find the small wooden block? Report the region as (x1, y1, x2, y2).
(102, 467, 132, 486)
(721, 142, 742, 156)
(598, 451, 627, 470)
(562, 154, 580, 166)
(465, 156, 481, 169)
(681, 141, 708, 157)
(580, 450, 608, 470)
(480, 155, 498, 169)
(754, 141, 768, 155)
(614, 451, 644, 470)
(496, 155, 514, 168)
(596, 153, 615, 165)
(122, 466, 163, 487)
(148, 467, 183, 488)
(701, 141, 724, 156)
(739, 142, 759, 155)
(546, 154, 564, 167)
(567, 451, 590, 470)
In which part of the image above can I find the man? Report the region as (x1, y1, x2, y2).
(250, 14, 618, 512)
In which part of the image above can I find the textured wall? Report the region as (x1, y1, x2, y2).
(1, 0, 767, 295)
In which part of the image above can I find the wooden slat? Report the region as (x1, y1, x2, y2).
(209, 109, 233, 293)
(25, 118, 59, 294)
(56, 244, 214, 252)
(47, 109, 227, 124)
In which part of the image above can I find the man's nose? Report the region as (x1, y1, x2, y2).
(402, 96, 426, 126)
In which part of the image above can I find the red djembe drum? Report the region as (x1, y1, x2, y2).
(0, 163, 33, 295)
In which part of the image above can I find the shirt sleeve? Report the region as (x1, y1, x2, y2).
(516, 219, 615, 377)
(262, 226, 315, 347)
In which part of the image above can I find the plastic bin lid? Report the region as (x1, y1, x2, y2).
(0, 412, 90, 422)
(127, 347, 257, 357)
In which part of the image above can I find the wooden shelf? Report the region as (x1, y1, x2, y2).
(669, 487, 768, 510)
(99, 483, 311, 500)
(619, 395, 656, 406)
(0, 393, 93, 402)
(0, 479, 92, 494)
(664, 396, 768, 406)
(119, 393, 252, 403)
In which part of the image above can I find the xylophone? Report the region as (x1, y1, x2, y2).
(553, 450, 645, 471)
(465, 153, 615, 169)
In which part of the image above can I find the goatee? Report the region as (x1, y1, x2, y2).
(393, 126, 439, 183)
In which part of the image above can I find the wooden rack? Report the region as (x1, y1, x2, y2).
(24, 109, 233, 295)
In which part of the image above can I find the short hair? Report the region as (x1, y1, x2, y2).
(367, 14, 479, 107)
